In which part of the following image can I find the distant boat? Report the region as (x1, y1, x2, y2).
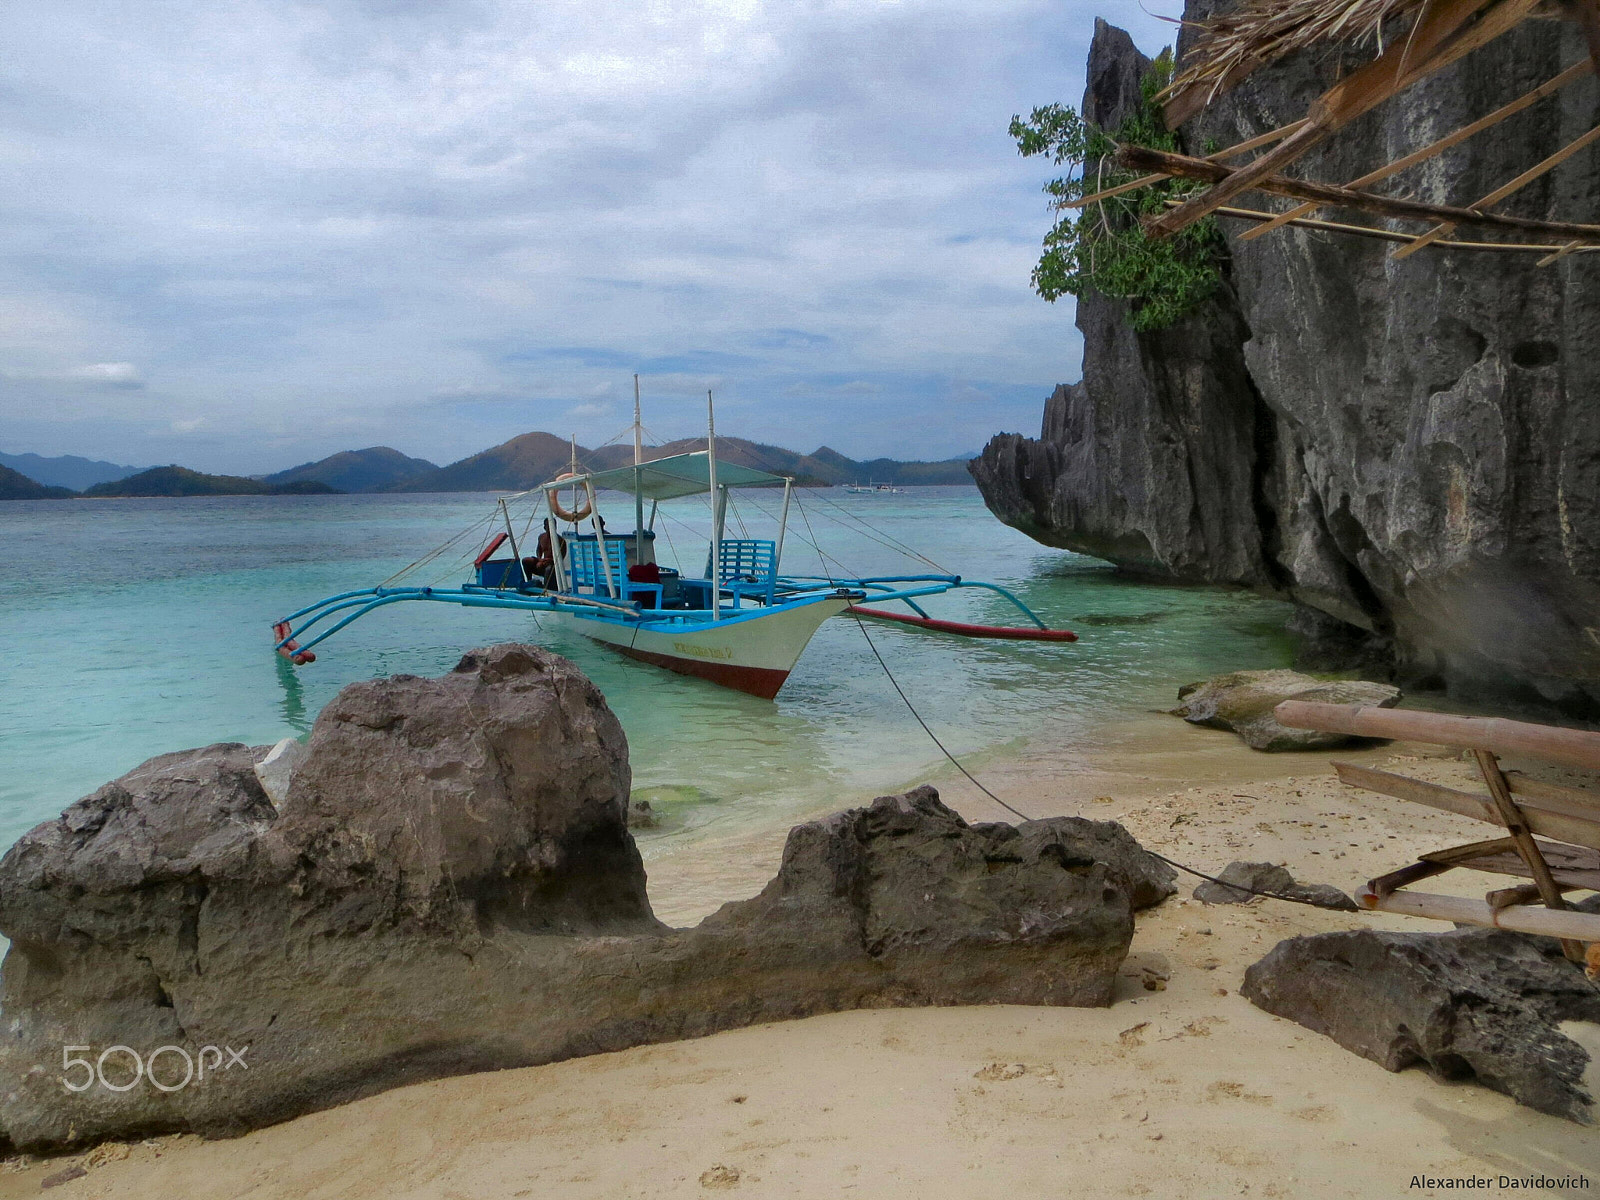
(843, 480, 904, 495)
(273, 390, 1071, 698)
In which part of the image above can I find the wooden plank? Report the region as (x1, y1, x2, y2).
(1240, 60, 1593, 242)
(1121, 144, 1600, 243)
(1418, 835, 1521, 864)
(1151, 0, 1540, 237)
(1279, 701, 1600, 770)
(1394, 120, 1600, 258)
(1370, 859, 1455, 897)
(1356, 885, 1600, 942)
(1474, 749, 1584, 961)
(1331, 761, 1600, 852)
(1506, 771, 1600, 817)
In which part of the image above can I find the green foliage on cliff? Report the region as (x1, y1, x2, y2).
(1010, 49, 1223, 332)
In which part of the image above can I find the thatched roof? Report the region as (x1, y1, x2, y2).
(1167, 0, 1425, 114)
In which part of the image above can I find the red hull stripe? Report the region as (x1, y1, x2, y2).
(615, 644, 791, 699)
(845, 606, 1078, 642)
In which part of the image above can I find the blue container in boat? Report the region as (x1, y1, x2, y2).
(475, 559, 528, 588)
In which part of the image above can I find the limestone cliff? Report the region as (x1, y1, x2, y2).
(974, 12, 1600, 715)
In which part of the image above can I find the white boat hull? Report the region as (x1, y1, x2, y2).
(552, 597, 849, 698)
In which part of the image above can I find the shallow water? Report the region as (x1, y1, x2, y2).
(0, 488, 1295, 852)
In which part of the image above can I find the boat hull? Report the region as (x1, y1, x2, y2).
(554, 597, 849, 699)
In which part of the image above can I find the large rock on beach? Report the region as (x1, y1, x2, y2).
(0, 645, 1147, 1150)
(1243, 925, 1600, 1124)
(971, 12, 1600, 717)
(1173, 669, 1400, 751)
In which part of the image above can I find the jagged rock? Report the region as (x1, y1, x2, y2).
(1192, 861, 1357, 911)
(972, 10, 1600, 717)
(627, 798, 659, 829)
(0, 645, 1141, 1150)
(1243, 926, 1600, 1124)
(1173, 669, 1400, 751)
(979, 816, 1176, 911)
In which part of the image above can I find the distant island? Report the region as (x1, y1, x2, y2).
(1, 435, 977, 500)
(82, 467, 342, 498)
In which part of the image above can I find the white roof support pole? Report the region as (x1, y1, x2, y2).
(546, 514, 569, 594)
(634, 374, 646, 564)
(587, 479, 618, 599)
(707, 389, 719, 620)
(775, 478, 793, 573)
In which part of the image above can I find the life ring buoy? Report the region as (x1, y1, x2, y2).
(547, 472, 593, 523)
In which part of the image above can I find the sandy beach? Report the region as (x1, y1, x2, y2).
(4, 715, 1597, 1199)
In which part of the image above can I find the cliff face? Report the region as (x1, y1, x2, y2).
(974, 12, 1600, 714)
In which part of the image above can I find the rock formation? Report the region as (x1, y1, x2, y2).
(1191, 861, 1357, 912)
(1173, 668, 1400, 751)
(1243, 925, 1600, 1124)
(972, 11, 1600, 716)
(0, 645, 1166, 1150)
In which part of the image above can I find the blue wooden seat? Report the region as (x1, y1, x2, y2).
(569, 539, 662, 608)
(716, 539, 778, 607)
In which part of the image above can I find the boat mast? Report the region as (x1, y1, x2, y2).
(633, 373, 645, 565)
(707, 389, 719, 620)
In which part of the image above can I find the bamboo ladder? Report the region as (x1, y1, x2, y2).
(1274, 701, 1600, 973)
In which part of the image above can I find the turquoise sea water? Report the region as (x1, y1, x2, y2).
(0, 488, 1296, 851)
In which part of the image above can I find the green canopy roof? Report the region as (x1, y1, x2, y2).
(537, 451, 788, 502)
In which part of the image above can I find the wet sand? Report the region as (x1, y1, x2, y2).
(5, 716, 1598, 1199)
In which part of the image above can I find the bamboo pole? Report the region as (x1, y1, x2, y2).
(1240, 60, 1593, 242)
(1201, 200, 1600, 252)
(1282, 701, 1600, 769)
(1124, 144, 1600, 242)
(1069, 121, 1313, 212)
(1150, 0, 1541, 237)
(1473, 749, 1585, 961)
(1394, 120, 1600, 258)
(1356, 885, 1600, 942)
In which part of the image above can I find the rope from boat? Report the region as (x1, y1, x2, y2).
(378, 509, 500, 587)
(847, 596, 1362, 913)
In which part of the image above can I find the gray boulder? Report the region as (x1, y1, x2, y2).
(976, 816, 1177, 912)
(1243, 926, 1600, 1124)
(1174, 669, 1400, 751)
(0, 645, 1140, 1150)
(1192, 861, 1357, 911)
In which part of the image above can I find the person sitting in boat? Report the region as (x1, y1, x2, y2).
(525, 527, 564, 590)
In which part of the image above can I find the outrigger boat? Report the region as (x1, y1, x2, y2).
(272, 392, 1073, 699)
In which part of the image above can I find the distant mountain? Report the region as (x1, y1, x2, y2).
(82, 466, 342, 498)
(0, 451, 145, 491)
(0, 464, 76, 500)
(393, 432, 976, 493)
(264, 446, 438, 493)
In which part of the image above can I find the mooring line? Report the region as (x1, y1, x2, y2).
(849, 613, 1354, 912)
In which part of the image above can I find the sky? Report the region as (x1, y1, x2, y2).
(0, 1, 1177, 474)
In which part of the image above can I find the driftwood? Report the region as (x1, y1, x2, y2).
(1277, 700, 1600, 965)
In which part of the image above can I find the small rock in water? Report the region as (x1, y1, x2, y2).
(1172, 669, 1400, 752)
(627, 798, 659, 829)
(1194, 862, 1358, 912)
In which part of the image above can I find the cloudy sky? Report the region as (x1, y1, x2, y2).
(1, 1, 1176, 474)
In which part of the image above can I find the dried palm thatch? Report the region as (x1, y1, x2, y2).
(1169, 0, 1426, 109)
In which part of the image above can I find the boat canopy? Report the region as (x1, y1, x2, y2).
(537, 450, 787, 501)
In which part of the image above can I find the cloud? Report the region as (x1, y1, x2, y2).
(68, 362, 142, 387)
(0, 0, 1177, 471)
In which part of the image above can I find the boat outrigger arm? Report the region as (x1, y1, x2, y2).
(271, 440, 1073, 699)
